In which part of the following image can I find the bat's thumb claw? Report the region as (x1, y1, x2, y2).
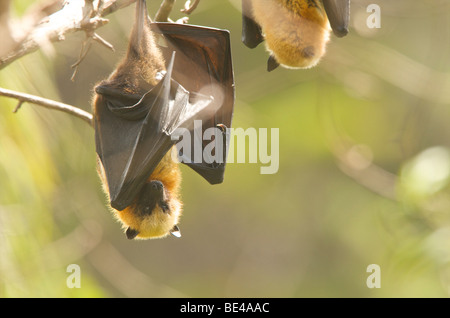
(267, 55, 279, 72)
(170, 225, 181, 238)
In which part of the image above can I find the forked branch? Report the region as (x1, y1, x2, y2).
(0, 0, 136, 70)
(0, 0, 198, 126)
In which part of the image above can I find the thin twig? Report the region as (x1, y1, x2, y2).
(92, 32, 114, 51)
(0, 87, 93, 126)
(71, 35, 93, 81)
(13, 100, 24, 113)
(71, 31, 114, 81)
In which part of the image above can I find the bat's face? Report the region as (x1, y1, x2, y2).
(250, 0, 331, 69)
(117, 180, 182, 240)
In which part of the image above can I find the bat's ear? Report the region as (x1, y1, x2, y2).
(126, 227, 139, 240)
(267, 55, 280, 72)
(170, 225, 181, 238)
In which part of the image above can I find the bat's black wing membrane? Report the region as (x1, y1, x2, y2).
(241, 0, 264, 48)
(151, 22, 235, 185)
(322, 0, 350, 37)
(94, 53, 214, 211)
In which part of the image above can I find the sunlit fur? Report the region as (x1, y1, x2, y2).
(97, 147, 182, 239)
(116, 148, 182, 239)
(101, 1, 165, 92)
(250, 0, 331, 69)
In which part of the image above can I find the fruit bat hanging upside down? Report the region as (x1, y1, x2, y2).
(92, 0, 234, 240)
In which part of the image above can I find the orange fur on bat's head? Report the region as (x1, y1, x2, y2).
(113, 148, 182, 240)
(96, 148, 182, 240)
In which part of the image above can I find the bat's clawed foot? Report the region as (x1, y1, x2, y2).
(216, 123, 227, 133)
(155, 70, 166, 81)
(181, 0, 200, 15)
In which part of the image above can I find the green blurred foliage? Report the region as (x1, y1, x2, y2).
(1, 0, 450, 297)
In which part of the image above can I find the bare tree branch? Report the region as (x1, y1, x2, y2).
(0, 0, 181, 126)
(99, 0, 136, 16)
(70, 31, 114, 81)
(0, 87, 93, 126)
(0, 0, 136, 70)
(0, 0, 16, 58)
(20, 0, 64, 33)
(92, 32, 114, 51)
(71, 35, 94, 81)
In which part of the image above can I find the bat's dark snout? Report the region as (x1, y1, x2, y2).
(149, 180, 164, 193)
(147, 180, 169, 211)
(136, 181, 167, 215)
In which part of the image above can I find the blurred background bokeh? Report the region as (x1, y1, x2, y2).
(1, 0, 450, 297)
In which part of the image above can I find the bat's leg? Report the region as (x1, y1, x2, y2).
(181, 0, 200, 14)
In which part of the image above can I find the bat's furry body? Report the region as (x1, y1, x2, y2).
(242, 0, 350, 70)
(251, 0, 330, 69)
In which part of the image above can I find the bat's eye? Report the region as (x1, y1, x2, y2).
(137, 204, 154, 216)
(160, 201, 170, 213)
